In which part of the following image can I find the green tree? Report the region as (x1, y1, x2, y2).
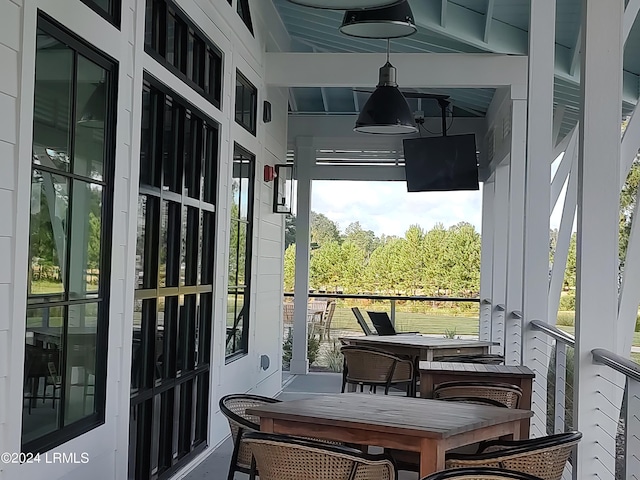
(310, 240, 343, 290)
(310, 211, 341, 247)
(284, 214, 296, 249)
(445, 222, 481, 295)
(343, 222, 379, 258)
(422, 223, 449, 295)
(283, 244, 296, 291)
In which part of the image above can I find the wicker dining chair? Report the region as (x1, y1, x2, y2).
(341, 345, 415, 396)
(437, 354, 505, 365)
(444, 431, 582, 480)
(244, 431, 397, 480)
(421, 467, 545, 480)
(433, 381, 523, 408)
(219, 394, 281, 480)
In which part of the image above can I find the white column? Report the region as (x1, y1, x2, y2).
(574, 0, 624, 477)
(290, 137, 313, 375)
(479, 178, 495, 343)
(521, 0, 555, 438)
(505, 99, 527, 365)
(491, 165, 510, 355)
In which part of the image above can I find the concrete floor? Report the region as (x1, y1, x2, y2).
(182, 372, 419, 480)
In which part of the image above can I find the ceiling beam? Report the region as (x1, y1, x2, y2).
(624, 0, 640, 46)
(409, 0, 639, 104)
(265, 53, 528, 90)
(484, 0, 495, 44)
(441, 0, 448, 27)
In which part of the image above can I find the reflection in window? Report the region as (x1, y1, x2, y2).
(23, 16, 115, 451)
(226, 145, 254, 359)
(237, 0, 254, 34)
(145, 0, 223, 108)
(130, 75, 217, 479)
(234, 70, 257, 135)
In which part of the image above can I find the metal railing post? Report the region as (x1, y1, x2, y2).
(554, 341, 567, 434)
(390, 299, 396, 327)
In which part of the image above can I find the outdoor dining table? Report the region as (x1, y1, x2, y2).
(339, 334, 495, 361)
(247, 393, 533, 477)
(419, 361, 535, 437)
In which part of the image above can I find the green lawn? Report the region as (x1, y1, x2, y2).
(557, 325, 640, 348)
(329, 307, 480, 337)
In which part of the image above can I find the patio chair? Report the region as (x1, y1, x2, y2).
(444, 431, 582, 480)
(219, 394, 281, 480)
(421, 467, 545, 480)
(367, 311, 397, 335)
(341, 345, 415, 395)
(322, 301, 336, 339)
(433, 381, 523, 409)
(244, 431, 396, 480)
(367, 311, 419, 336)
(352, 307, 375, 335)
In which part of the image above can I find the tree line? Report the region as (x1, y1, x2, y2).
(284, 213, 482, 296)
(284, 212, 585, 298)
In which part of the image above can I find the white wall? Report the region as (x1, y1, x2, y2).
(0, 0, 289, 479)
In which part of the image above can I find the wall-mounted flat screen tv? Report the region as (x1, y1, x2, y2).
(403, 134, 479, 192)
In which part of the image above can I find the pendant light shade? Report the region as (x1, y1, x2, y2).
(340, 1, 417, 39)
(286, 0, 401, 10)
(354, 61, 417, 135)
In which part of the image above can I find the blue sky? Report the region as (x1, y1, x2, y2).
(310, 180, 483, 237)
(309, 177, 568, 238)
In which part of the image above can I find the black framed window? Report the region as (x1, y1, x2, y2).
(129, 74, 217, 480)
(80, 0, 121, 27)
(22, 13, 117, 453)
(145, 0, 223, 109)
(237, 0, 254, 35)
(226, 145, 255, 360)
(235, 70, 257, 136)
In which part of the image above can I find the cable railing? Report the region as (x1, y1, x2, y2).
(283, 292, 481, 340)
(592, 349, 640, 480)
(530, 320, 640, 479)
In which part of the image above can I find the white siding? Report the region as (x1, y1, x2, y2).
(0, 0, 290, 478)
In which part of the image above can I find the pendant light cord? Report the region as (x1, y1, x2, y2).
(386, 38, 390, 63)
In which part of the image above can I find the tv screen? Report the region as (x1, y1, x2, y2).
(403, 134, 479, 192)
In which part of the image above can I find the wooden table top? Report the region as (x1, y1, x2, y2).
(339, 335, 495, 350)
(247, 394, 532, 439)
(419, 362, 535, 378)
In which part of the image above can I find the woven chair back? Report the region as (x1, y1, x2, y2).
(245, 433, 395, 480)
(421, 467, 545, 480)
(433, 381, 523, 408)
(283, 303, 294, 325)
(444, 432, 582, 480)
(219, 394, 280, 469)
(341, 346, 413, 384)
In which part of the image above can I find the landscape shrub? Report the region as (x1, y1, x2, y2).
(559, 294, 575, 311)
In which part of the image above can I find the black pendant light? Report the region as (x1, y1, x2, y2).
(340, 1, 417, 39)
(286, 0, 401, 10)
(355, 41, 417, 135)
(78, 82, 106, 129)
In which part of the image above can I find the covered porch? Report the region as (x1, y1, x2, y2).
(262, 0, 640, 478)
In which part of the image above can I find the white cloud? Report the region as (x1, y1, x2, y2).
(311, 180, 482, 237)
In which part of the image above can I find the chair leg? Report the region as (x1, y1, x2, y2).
(227, 432, 243, 480)
(248, 457, 257, 480)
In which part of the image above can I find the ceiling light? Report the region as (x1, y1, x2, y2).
(286, 0, 402, 10)
(340, 1, 417, 39)
(355, 41, 417, 135)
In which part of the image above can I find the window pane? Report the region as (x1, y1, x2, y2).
(136, 197, 146, 289)
(202, 124, 217, 204)
(23, 306, 65, 443)
(228, 220, 238, 287)
(64, 302, 98, 424)
(159, 201, 180, 288)
(33, 30, 73, 174)
(235, 81, 243, 125)
(75, 56, 107, 181)
(183, 207, 199, 286)
(201, 211, 214, 285)
(28, 170, 68, 301)
(239, 174, 249, 220)
(158, 296, 178, 381)
(237, 223, 247, 287)
(131, 299, 143, 392)
(68, 181, 102, 300)
(184, 116, 201, 200)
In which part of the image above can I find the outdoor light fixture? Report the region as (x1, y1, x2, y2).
(354, 40, 417, 135)
(340, 1, 417, 39)
(286, 0, 401, 10)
